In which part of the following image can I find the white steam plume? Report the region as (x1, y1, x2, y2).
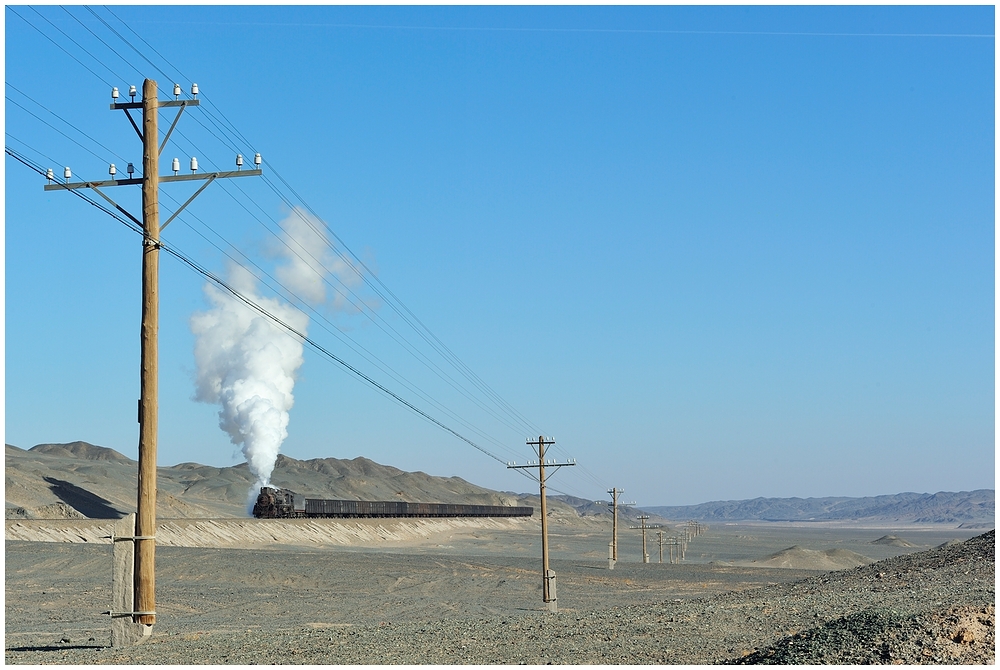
(191, 207, 346, 512)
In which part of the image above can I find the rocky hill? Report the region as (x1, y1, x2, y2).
(642, 490, 995, 525)
(4, 441, 554, 519)
(7, 441, 992, 527)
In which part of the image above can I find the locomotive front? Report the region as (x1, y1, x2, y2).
(252, 486, 304, 518)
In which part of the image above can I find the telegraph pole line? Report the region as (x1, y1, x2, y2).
(606, 487, 635, 569)
(44, 79, 261, 641)
(507, 436, 575, 612)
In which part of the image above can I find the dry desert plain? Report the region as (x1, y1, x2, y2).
(5, 514, 994, 664)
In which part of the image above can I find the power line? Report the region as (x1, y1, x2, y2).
(84, 6, 174, 84)
(165, 120, 544, 442)
(100, 19, 996, 39)
(94, 13, 545, 440)
(60, 6, 145, 82)
(158, 189, 529, 463)
(6, 83, 130, 164)
(9, 8, 616, 493)
(163, 197, 521, 458)
(84, 10, 549, 444)
(8, 6, 118, 88)
(6, 66, 537, 467)
(7, 143, 523, 472)
(6, 95, 114, 166)
(5, 132, 63, 169)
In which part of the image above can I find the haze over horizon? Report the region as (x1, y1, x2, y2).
(5, 6, 994, 507)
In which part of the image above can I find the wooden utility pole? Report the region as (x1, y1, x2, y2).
(638, 515, 650, 563)
(135, 78, 159, 626)
(44, 79, 262, 638)
(507, 437, 574, 612)
(657, 530, 664, 564)
(606, 487, 635, 568)
(669, 535, 684, 563)
(629, 515, 661, 564)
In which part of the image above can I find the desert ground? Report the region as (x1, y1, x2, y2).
(5, 515, 993, 664)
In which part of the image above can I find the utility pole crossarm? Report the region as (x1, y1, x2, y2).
(111, 99, 199, 110)
(161, 169, 261, 183)
(506, 461, 575, 470)
(45, 178, 142, 191)
(45, 169, 262, 191)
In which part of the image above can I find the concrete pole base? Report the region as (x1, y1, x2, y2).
(111, 513, 153, 647)
(545, 569, 557, 613)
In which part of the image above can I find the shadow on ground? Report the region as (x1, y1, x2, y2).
(43, 477, 124, 518)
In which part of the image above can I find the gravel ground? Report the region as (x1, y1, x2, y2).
(6, 530, 993, 664)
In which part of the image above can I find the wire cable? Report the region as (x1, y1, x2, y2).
(88, 11, 546, 442)
(6, 144, 526, 471)
(6, 83, 130, 164)
(8, 6, 118, 89)
(6, 95, 115, 166)
(89, 8, 548, 443)
(60, 6, 145, 82)
(84, 6, 175, 84)
(6, 13, 615, 493)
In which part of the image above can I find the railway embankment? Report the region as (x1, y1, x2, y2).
(5, 516, 536, 549)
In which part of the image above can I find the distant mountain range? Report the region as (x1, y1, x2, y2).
(5, 441, 552, 519)
(642, 490, 995, 526)
(6, 441, 993, 526)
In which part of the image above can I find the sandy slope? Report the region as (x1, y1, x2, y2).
(5, 516, 535, 549)
(749, 546, 873, 570)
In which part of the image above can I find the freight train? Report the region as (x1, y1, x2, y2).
(252, 486, 534, 519)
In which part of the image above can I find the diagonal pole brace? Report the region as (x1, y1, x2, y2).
(158, 102, 187, 154)
(88, 184, 142, 228)
(160, 174, 216, 231)
(123, 109, 143, 142)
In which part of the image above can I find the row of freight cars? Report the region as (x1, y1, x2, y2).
(252, 486, 534, 519)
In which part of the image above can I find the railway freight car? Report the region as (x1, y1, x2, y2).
(252, 486, 534, 519)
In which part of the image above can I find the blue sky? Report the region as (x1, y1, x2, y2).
(5, 6, 994, 506)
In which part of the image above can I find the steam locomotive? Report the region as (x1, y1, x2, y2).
(252, 486, 534, 519)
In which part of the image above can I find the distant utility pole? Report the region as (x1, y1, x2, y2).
(666, 535, 681, 564)
(507, 436, 575, 612)
(629, 515, 662, 564)
(657, 530, 665, 564)
(606, 488, 635, 569)
(45, 79, 261, 640)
